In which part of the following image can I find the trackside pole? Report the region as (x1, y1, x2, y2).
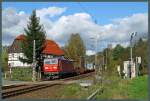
(32, 40, 36, 82)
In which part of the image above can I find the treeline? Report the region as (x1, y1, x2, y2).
(86, 38, 148, 75)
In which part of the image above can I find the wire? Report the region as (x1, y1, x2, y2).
(77, 2, 98, 24)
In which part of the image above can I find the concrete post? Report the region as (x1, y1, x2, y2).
(32, 40, 36, 82)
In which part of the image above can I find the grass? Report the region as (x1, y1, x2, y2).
(96, 74, 148, 100)
(59, 83, 85, 99)
(58, 77, 100, 99)
(56, 72, 148, 99)
(127, 75, 148, 99)
(4, 67, 148, 99)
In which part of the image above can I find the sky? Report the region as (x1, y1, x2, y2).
(2, 2, 148, 55)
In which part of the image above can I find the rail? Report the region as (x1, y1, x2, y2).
(86, 88, 103, 100)
(2, 72, 95, 99)
(2, 83, 61, 99)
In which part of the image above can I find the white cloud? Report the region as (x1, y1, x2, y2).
(2, 8, 29, 45)
(36, 7, 67, 31)
(2, 6, 66, 45)
(86, 50, 95, 56)
(101, 13, 148, 42)
(46, 12, 147, 51)
(2, 7, 148, 53)
(36, 6, 67, 18)
(46, 13, 102, 48)
(19, 11, 25, 15)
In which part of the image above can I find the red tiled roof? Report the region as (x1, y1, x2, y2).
(42, 39, 64, 56)
(15, 34, 64, 56)
(15, 34, 26, 40)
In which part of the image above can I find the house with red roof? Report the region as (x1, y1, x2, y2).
(8, 34, 64, 67)
(42, 39, 64, 58)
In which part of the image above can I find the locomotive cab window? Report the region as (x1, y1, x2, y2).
(44, 59, 58, 64)
(51, 59, 58, 64)
(44, 60, 50, 64)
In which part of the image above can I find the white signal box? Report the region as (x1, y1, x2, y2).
(136, 57, 141, 64)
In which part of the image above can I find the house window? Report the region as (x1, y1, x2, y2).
(12, 53, 14, 58)
(14, 53, 17, 58)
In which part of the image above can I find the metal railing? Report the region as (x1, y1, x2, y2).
(86, 88, 103, 100)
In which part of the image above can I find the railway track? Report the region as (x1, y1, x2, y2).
(2, 83, 61, 99)
(2, 84, 26, 90)
(61, 71, 95, 81)
(2, 71, 94, 99)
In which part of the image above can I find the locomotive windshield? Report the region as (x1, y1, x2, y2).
(44, 59, 58, 64)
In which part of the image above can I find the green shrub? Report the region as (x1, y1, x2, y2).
(10, 67, 32, 81)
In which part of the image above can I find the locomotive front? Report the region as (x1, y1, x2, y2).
(43, 58, 60, 79)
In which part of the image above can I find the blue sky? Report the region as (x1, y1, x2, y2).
(2, 2, 148, 25)
(2, 2, 148, 55)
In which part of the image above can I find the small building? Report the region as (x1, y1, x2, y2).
(123, 61, 136, 79)
(117, 65, 121, 76)
(86, 63, 94, 70)
(131, 62, 136, 78)
(123, 61, 128, 78)
(135, 57, 142, 76)
(8, 34, 64, 67)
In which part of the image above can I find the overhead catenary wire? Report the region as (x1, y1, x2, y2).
(77, 2, 105, 94)
(77, 2, 98, 24)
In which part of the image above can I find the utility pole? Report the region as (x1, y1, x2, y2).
(32, 40, 36, 82)
(95, 34, 103, 89)
(103, 54, 105, 69)
(95, 36, 98, 75)
(130, 32, 137, 78)
(130, 38, 133, 63)
(90, 33, 103, 92)
(105, 48, 107, 70)
(95, 34, 101, 76)
(130, 32, 137, 62)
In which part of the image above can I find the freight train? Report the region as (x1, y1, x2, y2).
(42, 57, 76, 79)
(42, 57, 94, 79)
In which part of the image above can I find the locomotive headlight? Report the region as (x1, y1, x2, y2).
(45, 67, 48, 69)
(53, 66, 57, 69)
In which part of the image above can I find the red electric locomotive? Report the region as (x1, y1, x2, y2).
(42, 57, 76, 79)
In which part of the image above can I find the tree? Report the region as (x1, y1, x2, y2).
(134, 38, 148, 74)
(112, 44, 125, 60)
(2, 46, 9, 72)
(20, 10, 46, 73)
(64, 33, 86, 68)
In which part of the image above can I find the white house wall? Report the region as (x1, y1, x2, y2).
(8, 53, 31, 67)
